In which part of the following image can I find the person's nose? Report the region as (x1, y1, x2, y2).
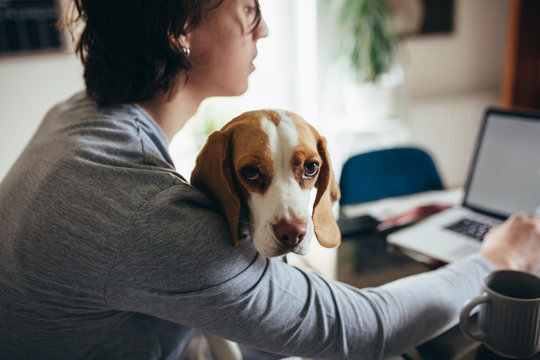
(255, 16, 269, 40)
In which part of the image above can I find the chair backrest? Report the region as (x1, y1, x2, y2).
(339, 147, 444, 205)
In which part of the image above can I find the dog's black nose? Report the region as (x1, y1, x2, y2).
(273, 219, 307, 247)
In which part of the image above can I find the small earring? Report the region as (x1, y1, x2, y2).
(182, 47, 191, 57)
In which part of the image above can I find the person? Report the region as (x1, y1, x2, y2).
(1, 0, 539, 359)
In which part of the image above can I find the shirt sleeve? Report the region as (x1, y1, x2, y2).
(104, 184, 494, 359)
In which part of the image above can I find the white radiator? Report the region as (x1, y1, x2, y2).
(404, 91, 500, 188)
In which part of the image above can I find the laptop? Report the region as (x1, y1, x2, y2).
(387, 107, 540, 263)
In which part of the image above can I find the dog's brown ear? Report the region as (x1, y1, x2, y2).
(312, 135, 341, 248)
(191, 130, 243, 246)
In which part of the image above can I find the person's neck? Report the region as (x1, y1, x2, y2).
(138, 86, 206, 143)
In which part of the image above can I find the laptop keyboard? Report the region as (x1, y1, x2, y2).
(444, 218, 493, 241)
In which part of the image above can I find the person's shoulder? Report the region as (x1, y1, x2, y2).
(42, 90, 173, 169)
(46, 90, 145, 131)
(46, 90, 112, 123)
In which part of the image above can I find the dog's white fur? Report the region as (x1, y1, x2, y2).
(248, 112, 315, 257)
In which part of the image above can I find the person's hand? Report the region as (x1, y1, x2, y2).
(479, 212, 540, 272)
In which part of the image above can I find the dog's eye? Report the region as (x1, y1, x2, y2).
(304, 162, 319, 178)
(241, 166, 260, 181)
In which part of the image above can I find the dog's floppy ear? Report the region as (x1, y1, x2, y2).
(191, 130, 243, 246)
(312, 135, 341, 248)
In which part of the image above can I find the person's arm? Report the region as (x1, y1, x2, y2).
(103, 184, 536, 359)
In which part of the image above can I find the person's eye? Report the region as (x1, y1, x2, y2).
(245, 3, 257, 18)
(241, 166, 261, 181)
(304, 162, 319, 178)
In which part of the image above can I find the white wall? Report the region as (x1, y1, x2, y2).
(400, 0, 509, 98)
(0, 52, 84, 180)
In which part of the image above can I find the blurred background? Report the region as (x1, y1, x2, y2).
(1, 0, 538, 188)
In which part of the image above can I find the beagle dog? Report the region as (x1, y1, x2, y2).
(190, 110, 340, 360)
(191, 109, 341, 258)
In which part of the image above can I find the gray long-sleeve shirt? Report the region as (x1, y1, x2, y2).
(0, 91, 494, 359)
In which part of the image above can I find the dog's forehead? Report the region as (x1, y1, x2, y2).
(225, 113, 273, 153)
(227, 110, 317, 149)
(282, 111, 319, 150)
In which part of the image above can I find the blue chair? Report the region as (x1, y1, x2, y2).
(339, 147, 444, 206)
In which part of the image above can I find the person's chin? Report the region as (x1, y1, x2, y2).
(216, 77, 249, 97)
(230, 82, 250, 96)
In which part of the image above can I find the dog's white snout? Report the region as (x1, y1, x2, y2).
(272, 218, 307, 247)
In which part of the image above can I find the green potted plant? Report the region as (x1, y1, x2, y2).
(326, 0, 397, 83)
(319, 0, 409, 126)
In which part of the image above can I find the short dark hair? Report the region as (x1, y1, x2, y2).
(64, 0, 261, 108)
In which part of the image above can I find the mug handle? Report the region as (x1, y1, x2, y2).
(459, 294, 489, 342)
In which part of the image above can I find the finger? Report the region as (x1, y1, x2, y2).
(508, 212, 532, 225)
(520, 212, 533, 219)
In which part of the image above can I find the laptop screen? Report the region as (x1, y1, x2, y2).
(464, 108, 540, 219)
